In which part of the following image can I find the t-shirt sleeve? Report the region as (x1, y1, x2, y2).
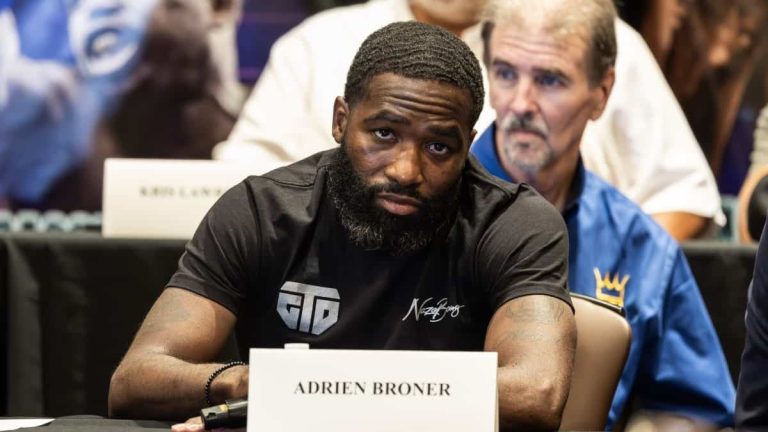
(166, 181, 258, 315)
(475, 191, 572, 312)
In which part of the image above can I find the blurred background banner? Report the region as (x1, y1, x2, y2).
(0, 0, 156, 208)
(1, 0, 767, 219)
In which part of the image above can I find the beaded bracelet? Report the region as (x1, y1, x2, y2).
(205, 361, 246, 406)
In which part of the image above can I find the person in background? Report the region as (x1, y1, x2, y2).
(216, 0, 722, 241)
(109, 21, 576, 431)
(214, 0, 487, 171)
(662, 0, 768, 192)
(749, 103, 768, 173)
(624, 0, 690, 66)
(470, 0, 735, 429)
(737, 104, 768, 242)
(736, 217, 768, 430)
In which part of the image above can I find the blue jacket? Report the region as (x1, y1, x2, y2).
(471, 124, 735, 428)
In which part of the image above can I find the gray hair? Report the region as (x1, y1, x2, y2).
(480, 0, 617, 86)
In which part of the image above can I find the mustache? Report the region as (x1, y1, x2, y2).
(500, 114, 548, 137)
(368, 181, 423, 202)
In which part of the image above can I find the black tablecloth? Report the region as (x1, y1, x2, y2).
(0, 233, 186, 417)
(0, 233, 758, 418)
(11, 416, 172, 431)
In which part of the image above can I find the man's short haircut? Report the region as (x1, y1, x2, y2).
(344, 21, 485, 127)
(480, 0, 617, 86)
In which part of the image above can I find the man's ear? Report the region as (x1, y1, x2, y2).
(332, 96, 349, 144)
(589, 66, 615, 121)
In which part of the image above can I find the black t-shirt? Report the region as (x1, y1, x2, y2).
(168, 150, 570, 355)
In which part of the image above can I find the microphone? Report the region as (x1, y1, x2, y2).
(200, 398, 247, 430)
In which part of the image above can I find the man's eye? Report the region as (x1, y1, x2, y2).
(426, 142, 450, 155)
(495, 67, 516, 82)
(537, 73, 564, 87)
(373, 128, 395, 140)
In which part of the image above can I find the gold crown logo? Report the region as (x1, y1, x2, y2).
(593, 268, 629, 307)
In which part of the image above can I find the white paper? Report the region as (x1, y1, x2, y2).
(0, 418, 55, 431)
(102, 158, 263, 239)
(248, 348, 498, 432)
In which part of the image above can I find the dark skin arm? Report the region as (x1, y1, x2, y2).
(108, 288, 248, 420)
(113, 289, 575, 428)
(652, 212, 711, 241)
(632, 412, 719, 431)
(485, 295, 577, 431)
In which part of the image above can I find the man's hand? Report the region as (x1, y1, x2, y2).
(171, 416, 204, 432)
(171, 416, 245, 432)
(208, 365, 249, 406)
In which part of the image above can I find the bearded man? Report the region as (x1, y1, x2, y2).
(108, 21, 576, 431)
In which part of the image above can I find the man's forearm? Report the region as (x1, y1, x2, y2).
(486, 297, 575, 431)
(652, 212, 711, 241)
(496, 360, 569, 430)
(108, 353, 248, 421)
(630, 412, 720, 432)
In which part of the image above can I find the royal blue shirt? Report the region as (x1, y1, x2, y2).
(472, 124, 735, 428)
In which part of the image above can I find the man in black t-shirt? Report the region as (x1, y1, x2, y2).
(108, 21, 575, 431)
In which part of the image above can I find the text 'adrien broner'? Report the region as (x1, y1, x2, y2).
(293, 381, 451, 397)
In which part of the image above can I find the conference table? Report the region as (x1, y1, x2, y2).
(0, 232, 758, 420)
(2, 417, 174, 431)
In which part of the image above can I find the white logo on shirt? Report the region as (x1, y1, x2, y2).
(402, 297, 465, 323)
(276, 282, 340, 335)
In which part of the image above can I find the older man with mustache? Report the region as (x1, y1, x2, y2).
(471, 0, 735, 429)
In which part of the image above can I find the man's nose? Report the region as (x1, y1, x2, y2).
(508, 78, 537, 118)
(384, 145, 423, 187)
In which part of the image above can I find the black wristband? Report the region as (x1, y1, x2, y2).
(205, 361, 246, 406)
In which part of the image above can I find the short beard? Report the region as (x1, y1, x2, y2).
(499, 113, 552, 175)
(326, 146, 460, 256)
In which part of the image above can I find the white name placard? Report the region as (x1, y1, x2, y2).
(102, 159, 264, 239)
(248, 348, 498, 432)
